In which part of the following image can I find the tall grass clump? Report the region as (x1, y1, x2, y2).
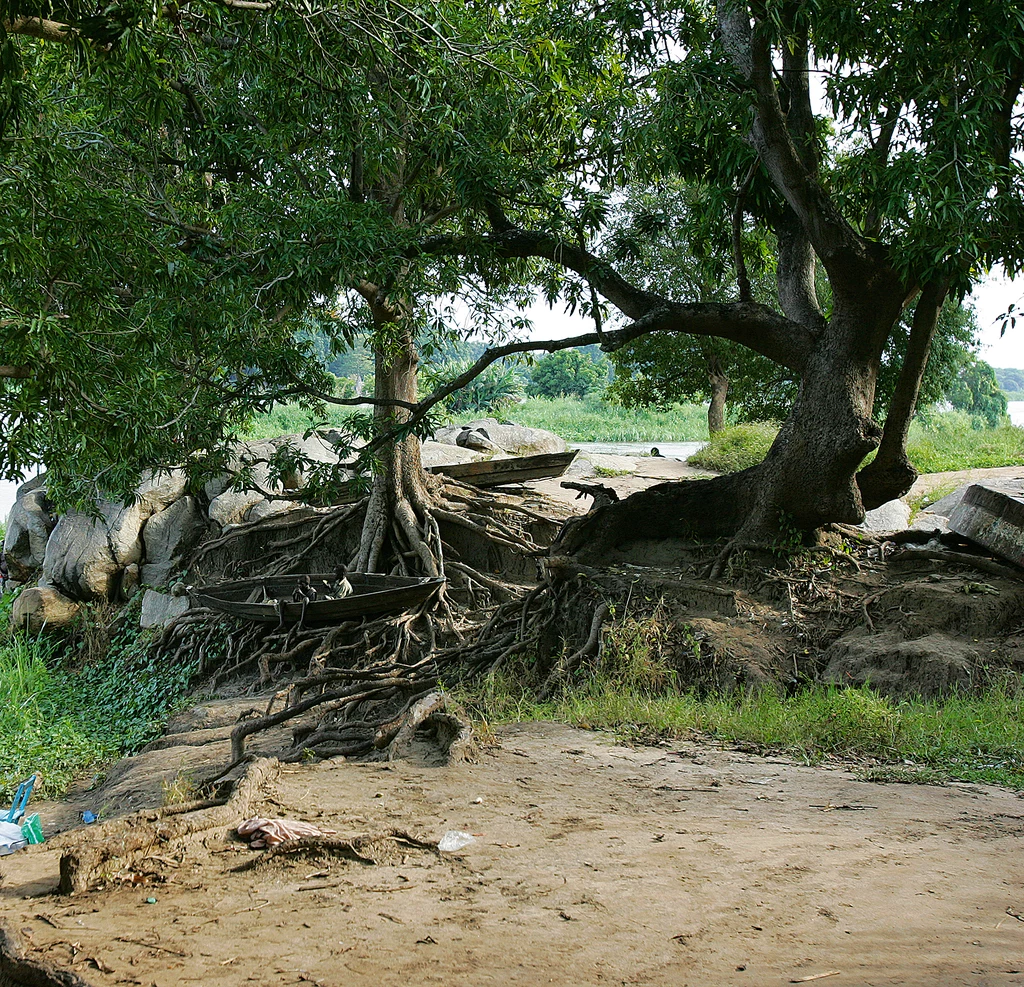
(687, 422, 779, 473)
(467, 670, 1024, 789)
(498, 394, 708, 443)
(0, 594, 209, 798)
(0, 623, 104, 797)
(906, 410, 1024, 473)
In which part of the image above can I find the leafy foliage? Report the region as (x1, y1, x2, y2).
(945, 359, 1010, 426)
(0, 595, 208, 796)
(423, 359, 525, 415)
(526, 350, 609, 399)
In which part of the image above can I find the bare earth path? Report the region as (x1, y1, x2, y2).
(3, 722, 1023, 987)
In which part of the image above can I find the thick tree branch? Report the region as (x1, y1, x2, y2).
(857, 278, 950, 509)
(0, 365, 32, 378)
(732, 161, 757, 303)
(421, 227, 816, 370)
(3, 16, 74, 43)
(716, 1, 884, 290)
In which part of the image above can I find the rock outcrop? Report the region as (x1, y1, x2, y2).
(11, 585, 82, 632)
(433, 419, 566, 456)
(3, 478, 56, 580)
(3, 432, 356, 620)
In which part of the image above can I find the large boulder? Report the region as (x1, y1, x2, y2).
(819, 629, 979, 697)
(208, 488, 267, 527)
(419, 441, 484, 469)
(246, 499, 303, 523)
(141, 496, 209, 588)
(204, 433, 343, 499)
(11, 585, 82, 632)
(434, 419, 566, 456)
(43, 513, 122, 599)
(43, 469, 188, 600)
(860, 498, 911, 532)
(4, 482, 56, 579)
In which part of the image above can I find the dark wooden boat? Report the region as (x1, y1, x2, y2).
(190, 572, 445, 624)
(428, 450, 578, 488)
(948, 484, 1024, 569)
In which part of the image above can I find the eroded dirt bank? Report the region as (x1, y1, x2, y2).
(2, 722, 1023, 987)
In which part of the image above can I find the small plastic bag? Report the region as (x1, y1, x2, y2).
(21, 813, 44, 844)
(438, 830, 475, 852)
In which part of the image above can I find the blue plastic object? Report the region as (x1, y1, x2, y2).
(81, 811, 97, 824)
(3, 774, 36, 825)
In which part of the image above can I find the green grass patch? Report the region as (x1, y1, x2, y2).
(496, 395, 709, 443)
(242, 402, 360, 441)
(906, 412, 1024, 473)
(0, 595, 211, 798)
(686, 422, 778, 473)
(465, 677, 1024, 790)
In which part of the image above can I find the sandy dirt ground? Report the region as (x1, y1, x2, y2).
(3, 721, 1024, 987)
(4, 463, 1024, 987)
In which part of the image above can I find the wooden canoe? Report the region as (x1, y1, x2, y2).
(428, 450, 578, 488)
(948, 484, 1024, 570)
(189, 572, 445, 624)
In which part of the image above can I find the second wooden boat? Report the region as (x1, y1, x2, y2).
(428, 450, 577, 488)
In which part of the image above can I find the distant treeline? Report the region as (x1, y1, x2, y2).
(994, 367, 1024, 400)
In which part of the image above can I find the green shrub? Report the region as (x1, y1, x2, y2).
(0, 598, 209, 798)
(687, 423, 778, 473)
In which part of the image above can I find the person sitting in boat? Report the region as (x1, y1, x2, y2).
(292, 574, 318, 603)
(325, 565, 353, 599)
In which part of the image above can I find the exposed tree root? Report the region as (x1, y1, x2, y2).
(54, 759, 281, 894)
(0, 921, 93, 987)
(231, 829, 439, 873)
(152, 470, 1024, 777)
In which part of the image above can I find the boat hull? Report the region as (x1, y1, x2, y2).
(190, 572, 445, 624)
(428, 450, 577, 488)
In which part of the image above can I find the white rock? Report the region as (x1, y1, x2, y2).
(208, 489, 267, 527)
(246, 499, 301, 523)
(140, 589, 190, 628)
(860, 499, 912, 532)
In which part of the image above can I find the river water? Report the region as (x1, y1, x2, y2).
(571, 440, 705, 459)
(3, 402, 1024, 528)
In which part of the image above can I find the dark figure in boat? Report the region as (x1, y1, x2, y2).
(322, 565, 353, 600)
(292, 574, 318, 603)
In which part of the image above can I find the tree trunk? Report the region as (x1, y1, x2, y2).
(558, 282, 905, 561)
(857, 279, 949, 510)
(707, 357, 729, 434)
(355, 299, 441, 577)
